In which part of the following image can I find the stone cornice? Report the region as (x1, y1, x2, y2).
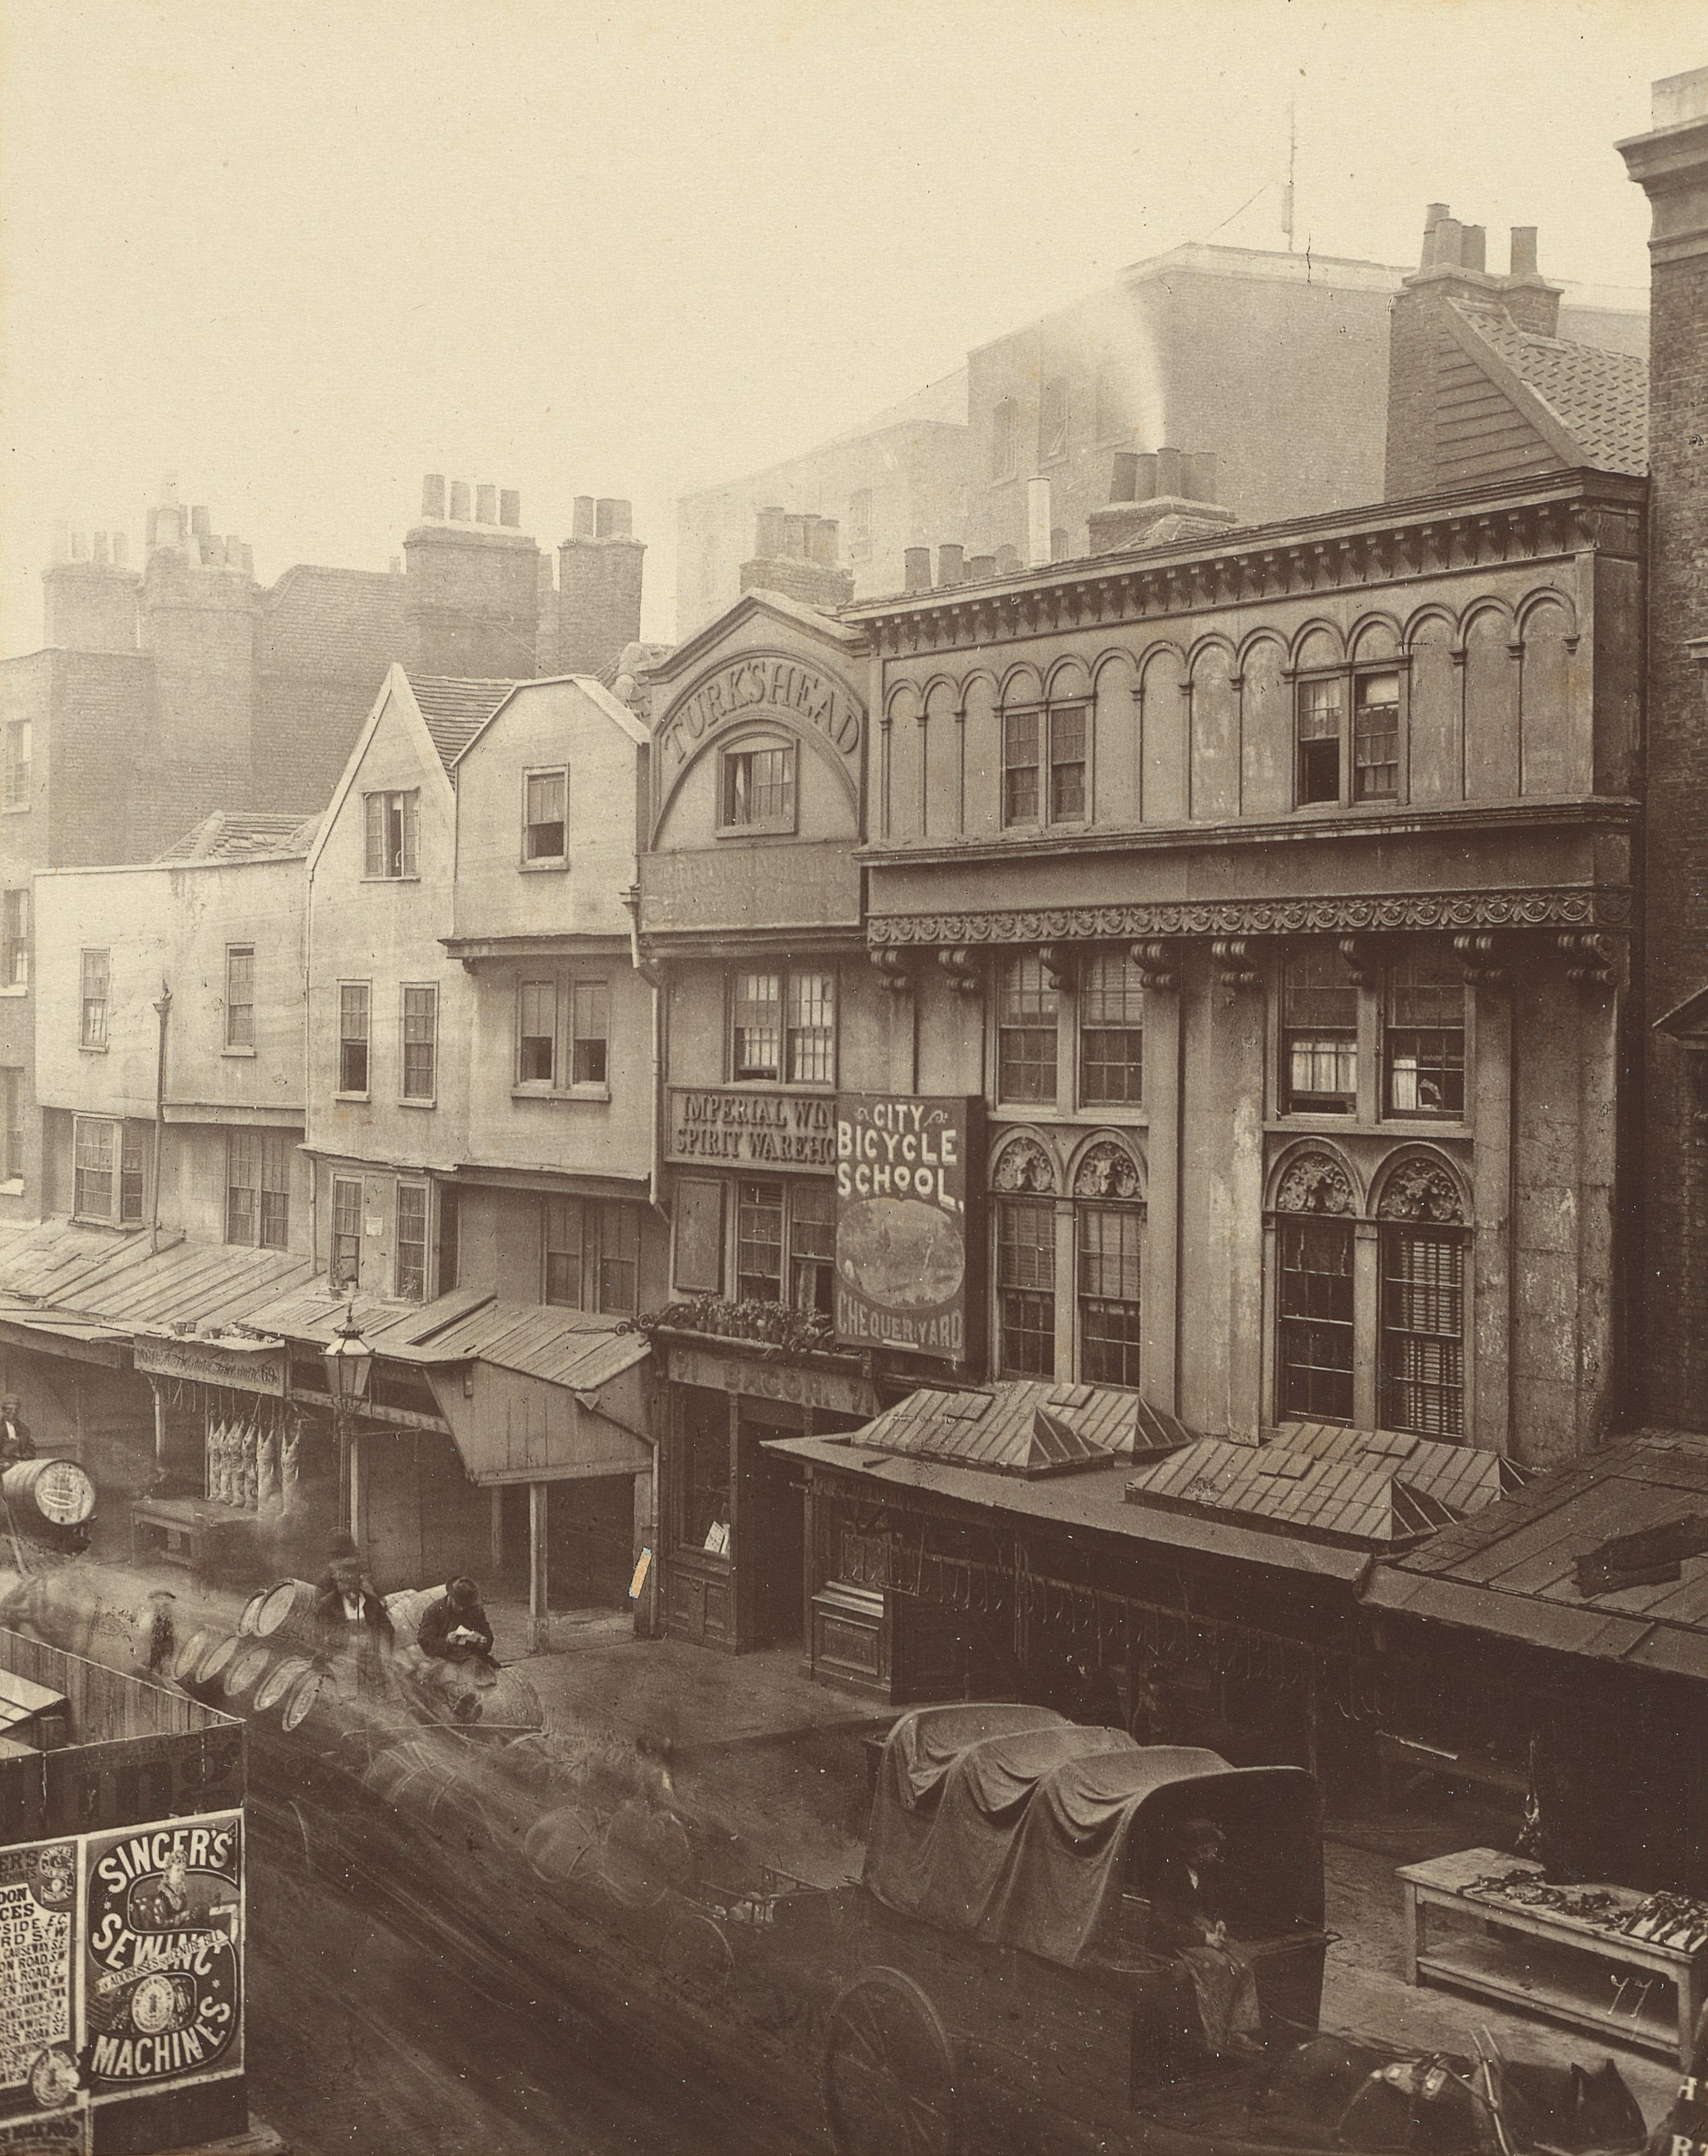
(844, 470, 1646, 662)
(866, 885, 1632, 949)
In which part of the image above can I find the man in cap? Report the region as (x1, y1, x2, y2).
(1148, 1818, 1264, 2059)
(312, 1530, 393, 1698)
(0, 1397, 34, 1468)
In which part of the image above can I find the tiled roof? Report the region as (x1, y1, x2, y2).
(156, 811, 321, 863)
(404, 675, 519, 772)
(846, 1379, 1190, 1478)
(1125, 1424, 1518, 1551)
(1451, 300, 1648, 475)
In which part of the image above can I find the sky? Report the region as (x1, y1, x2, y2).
(0, 0, 1701, 652)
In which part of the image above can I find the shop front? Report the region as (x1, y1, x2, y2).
(660, 1334, 876, 1653)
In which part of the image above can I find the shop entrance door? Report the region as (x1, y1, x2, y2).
(740, 1415, 805, 1649)
(548, 1473, 635, 1611)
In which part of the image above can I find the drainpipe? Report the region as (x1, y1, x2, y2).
(621, 883, 664, 1211)
(150, 980, 172, 1253)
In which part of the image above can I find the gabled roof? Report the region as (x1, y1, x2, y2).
(645, 584, 865, 689)
(1447, 300, 1648, 476)
(404, 674, 523, 772)
(1364, 1430, 1708, 1678)
(1127, 1423, 1520, 1551)
(449, 674, 650, 769)
(156, 811, 321, 864)
(844, 1378, 1189, 1478)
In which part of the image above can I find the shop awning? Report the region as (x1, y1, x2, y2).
(418, 1306, 652, 1486)
(765, 1436, 1370, 1582)
(0, 1219, 315, 1342)
(1362, 1430, 1708, 1680)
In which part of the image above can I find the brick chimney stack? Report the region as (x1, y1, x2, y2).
(1619, 65, 1708, 1430)
(42, 519, 140, 652)
(738, 506, 855, 614)
(1385, 204, 1566, 496)
(557, 497, 645, 679)
(1085, 446, 1237, 554)
(404, 474, 541, 678)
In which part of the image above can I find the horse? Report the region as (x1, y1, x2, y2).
(1253, 2033, 1647, 2154)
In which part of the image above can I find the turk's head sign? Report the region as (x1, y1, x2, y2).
(834, 1096, 978, 1362)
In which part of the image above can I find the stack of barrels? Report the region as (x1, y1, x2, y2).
(172, 1577, 328, 1731)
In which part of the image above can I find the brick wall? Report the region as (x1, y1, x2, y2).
(1641, 252, 1708, 1426)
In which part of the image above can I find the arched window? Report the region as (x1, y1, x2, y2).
(1377, 1160, 1467, 1438)
(1273, 1152, 1356, 1424)
(1073, 1141, 1144, 1387)
(992, 1137, 1057, 1378)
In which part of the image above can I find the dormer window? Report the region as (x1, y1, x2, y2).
(523, 768, 568, 863)
(719, 738, 796, 835)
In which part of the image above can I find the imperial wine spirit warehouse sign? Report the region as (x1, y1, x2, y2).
(834, 1096, 977, 1362)
(665, 1088, 835, 1170)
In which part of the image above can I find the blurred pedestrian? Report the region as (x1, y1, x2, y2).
(313, 1530, 393, 1698)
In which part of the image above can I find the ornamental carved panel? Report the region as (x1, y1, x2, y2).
(991, 1136, 1057, 1194)
(1274, 1152, 1355, 1215)
(1073, 1141, 1143, 1201)
(1376, 1159, 1465, 1224)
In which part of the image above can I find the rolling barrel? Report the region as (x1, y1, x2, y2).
(251, 1578, 321, 1654)
(2, 1457, 96, 1532)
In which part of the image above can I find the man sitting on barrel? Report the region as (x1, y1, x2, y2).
(313, 1531, 394, 1699)
(416, 1577, 497, 1718)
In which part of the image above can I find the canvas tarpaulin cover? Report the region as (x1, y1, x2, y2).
(864, 1703, 1238, 1971)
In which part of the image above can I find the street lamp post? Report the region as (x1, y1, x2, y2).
(321, 1300, 374, 1540)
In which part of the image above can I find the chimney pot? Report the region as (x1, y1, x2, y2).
(499, 488, 521, 528)
(1154, 447, 1184, 499)
(1460, 224, 1486, 273)
(968, 553, 997, 581)
(937, 542, 965, 586)
(1422, 203, 1449, 265)
(904, 546, 932, 593)
(1110, 451, 1139, 503)
(1509, 226, 1539, 277)
(1135, 453, 1158, 501)
(994, 544, 1022, 575)
(449, 480, 471, 521)
(1182, 451, 1220, 503)
(422, 474, 447, 519)
(1026, 477, 1052, 568)
(572, 495, 596, 539)
(206, 536, 228, 567)
(783, 513, 809, 561)
(191, 505, 210, 538)
(754, 506, 786, 559)
(92, 532, 110, 567)
(1436, 217, 1465, 269)
(475, 484, 497, 524)
(594, 497, 623, 539)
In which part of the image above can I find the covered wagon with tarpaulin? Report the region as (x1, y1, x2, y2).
(802, 1703, 1649, 2156)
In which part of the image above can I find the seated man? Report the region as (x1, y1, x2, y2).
(312, 1531, 395, 1700)
(418, 1577, 497, 1672)
(1148, 1818, 1264, 2060)
(0, 1397, 34, 1467)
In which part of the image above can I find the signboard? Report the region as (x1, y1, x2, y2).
(834, 1096, 976, 1362)
(665, 1087, 835, 1170)
(133, 1333, 288, 1397)
(657, 652, 862, 774)
(82, 1812, 243, 2099)
(0, 1838, 78, 2137)
(664, 1341, 878, 1418)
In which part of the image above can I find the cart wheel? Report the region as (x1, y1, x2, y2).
(662, 1912, 735, 1996)
(823, 1966, 963, 2156)
(599, 1802, 695, 1909)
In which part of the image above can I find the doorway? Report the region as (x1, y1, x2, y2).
(740, 1414, 806, 1649)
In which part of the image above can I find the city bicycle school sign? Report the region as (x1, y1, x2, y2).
(833, 1095, 978, 1362)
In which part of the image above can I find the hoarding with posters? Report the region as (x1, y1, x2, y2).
(834, 1096, 979, 1362)
(82, 1812, 243, 2101)
(0, 1807, 246, 2153)
(0, 1837, 80, 2144)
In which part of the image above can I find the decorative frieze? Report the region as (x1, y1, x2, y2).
(1073, 1141, 1143, 1201)
(991, 1136, 1057, 1194)
(1377, 1159, 1466, 1225)
(1275, 1153, 1356, 1215)
(868, 885, 1631, 951)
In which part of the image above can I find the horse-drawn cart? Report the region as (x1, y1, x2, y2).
(800, 1703, 1649, 2156)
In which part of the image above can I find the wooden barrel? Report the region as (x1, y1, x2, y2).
(461, 1668, 544, 1736)
(254, 1655, 313, 1713)
(1, 1457, 96, 1530)
(281, 1668, 325, 1732)
(252, 1578, 320, 1653)
(197, 1634, 241, 1686)
(223, 1643, 272, 1698)
(172, 1627, 212, 1684)
(236, 1589, 267, 1637)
